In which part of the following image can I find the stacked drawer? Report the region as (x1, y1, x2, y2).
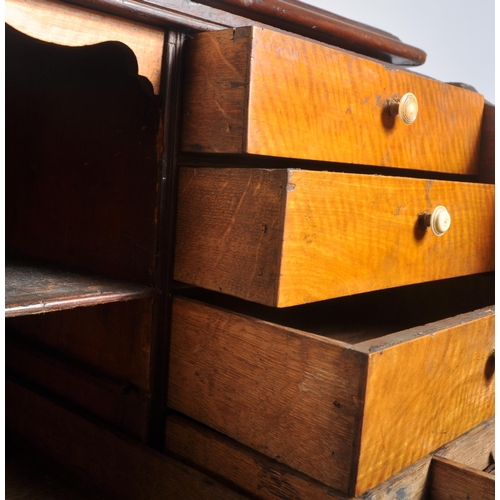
(167, 26, 494, 496)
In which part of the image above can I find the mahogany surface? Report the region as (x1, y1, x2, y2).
(61, 0, 426, 65)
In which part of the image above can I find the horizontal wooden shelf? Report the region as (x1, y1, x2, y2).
(5, 260, 156, 317)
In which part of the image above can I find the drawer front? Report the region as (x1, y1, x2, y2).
(168, 296, 495, 495)
(174, 167, 494, 307)
(181, 26, 484, 175)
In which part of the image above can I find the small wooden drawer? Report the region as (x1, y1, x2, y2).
(167, 278, 495, 496)
(174, 167, 494, 307)
(429, 456, 495, 499)
(181, 26, 484, 175)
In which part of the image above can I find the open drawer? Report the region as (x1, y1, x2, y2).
(174, 167, 494, 306)
(167, 276, 495, 496)
(181, 26, 484, 175)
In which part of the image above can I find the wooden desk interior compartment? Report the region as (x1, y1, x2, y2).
(5, 1, 495, 498)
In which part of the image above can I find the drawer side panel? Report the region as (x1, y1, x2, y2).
(168, 296, 367, 492)
(181, 27, 251, 154)
(355, 310, 495, 495)
(174, 167, 287, 306)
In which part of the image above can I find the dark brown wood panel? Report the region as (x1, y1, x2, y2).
(6, 380, 249, 499)
(5, 26, 161, 286)
(7, 299, 154, 392)
(6, 336, 151, 440)
(479, 102, 495, 184)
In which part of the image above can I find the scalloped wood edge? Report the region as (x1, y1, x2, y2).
(5, 0, 164, 93)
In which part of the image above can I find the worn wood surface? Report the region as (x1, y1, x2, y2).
(174, 168, 287, 306)
(194, 0, 426, 65)
(5, 260, 156, 317)
(174, 167, 495, 307)
(6, 25, 160, 286)
(6, 380, 248, 499)
(6, 335, 151, 440)
(429, 456, 495, 500)
(6, 0, 164, 93)
(165, 414, 494, 500)
(354, 307, 495, 495)
(168, 295, 494, 495)
(181, 27, 483, 175)
(51, 0, 426, 65)
(168, 296, 367, 493)
(7, 299, 154, 392)
(479, 102, 495, 184)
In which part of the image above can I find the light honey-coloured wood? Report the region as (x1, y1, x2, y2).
(181, 26, 484, 175)
(165, 414, 494, 500)
(167, 294, 495, 495)
(354, 310, 495, 495)
(6, 0, 164, 93)
(174, 167, 495, 307)
(429, 456, 494, 499)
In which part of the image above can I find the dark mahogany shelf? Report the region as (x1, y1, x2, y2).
(5, 260, 156, 317)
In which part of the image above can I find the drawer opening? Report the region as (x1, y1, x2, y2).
(175, 273, 494, 345)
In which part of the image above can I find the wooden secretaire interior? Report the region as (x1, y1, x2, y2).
(5, 0, 495, 498)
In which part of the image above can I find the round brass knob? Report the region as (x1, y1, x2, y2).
(389, 93, 418, 124)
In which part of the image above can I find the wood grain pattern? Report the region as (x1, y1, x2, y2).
(7, 299, 154, 392)
(6, 380, 247, 499)
(5, 260, 156, 317)
(181, 27, 483, 175)
(168, 295, 494, 495)
(354, 307, 495, 495)
(174, 167, 287, 306)
(279, 170, 494, 306)
(174, 167, 495, 307)
(168, 296, 367, 493)
(6, 0, 164, 93)
(429, 456, 494, 500)
(166, 413, 349, 500)
(165, 413, 494, 500)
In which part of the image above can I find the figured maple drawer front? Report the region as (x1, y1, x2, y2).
(167, 280, 495, 496)
(181, 26, 484, 175)
(174, 167, 494, 307)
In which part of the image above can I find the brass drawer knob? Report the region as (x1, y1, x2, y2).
(420, 206, 451, 236)
(389, 92, 418, 124)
